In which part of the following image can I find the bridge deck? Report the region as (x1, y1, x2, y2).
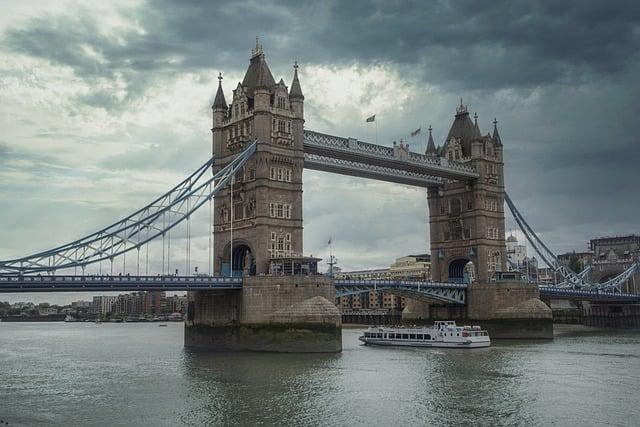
(1, 274, 638, 303)
(0, 275, 243, 292)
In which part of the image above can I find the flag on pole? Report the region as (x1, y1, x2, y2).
(410, 127, 421, 137)
(328, 237, 332, 245)
(365, 114, 376, 123)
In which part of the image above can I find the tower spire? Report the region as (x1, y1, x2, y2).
(492, 117, 503, 147)
(213, 72, 227, 109)
(426, 125, 437, 155)
(289, 60, 304, 100)
(252, 36, 263, 57)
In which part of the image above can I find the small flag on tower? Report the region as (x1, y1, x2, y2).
(328, 237, 332, 245)
(365, 115, 376, 123)
(410, 127, 421, 137)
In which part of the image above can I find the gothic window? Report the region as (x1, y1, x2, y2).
(467, 199, 473, 210)
(448, 152, 453, 162)
(272, 119, 277, 130)
(487, 227, 499, 239)
(278, 120, 286, 133)
(241, 103, 245, 115)
(277, 97, 286, 109)
(449, 220, 463, 240)
(484, 197, 498, 212)
(450, 198, 461, 215)
(440, 203, 445, 215)
(234, 104, 239, 117)
(248, 169, 255, 180)
(270, 167, 292, 182)
(286, 121, 291, 133)
(234, 203, 244, 220)
(269, 203, 292, 219)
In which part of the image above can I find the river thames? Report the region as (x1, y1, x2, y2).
(1, 322, 639, 426)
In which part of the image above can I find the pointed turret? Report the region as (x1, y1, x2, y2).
(426, 125, 437, 156)
(492, 118, 503, 147)
(444, 99, 480, 157)
(289, 60, 304, 100)
(242, 37, 276, 98)
(473, 112, 481, 138)
(213, 72, 227, 110)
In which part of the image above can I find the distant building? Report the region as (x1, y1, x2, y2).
(506, 234, 527, 270)
(71, 300, 92, 309)
(334, 253, 432, 311)
(558, 251, 593, 271)
(389, 254, 431, 280)
(92, 296, 117, 315)
(38, 306, 58, 315)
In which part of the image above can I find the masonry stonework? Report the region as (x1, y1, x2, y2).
(185, 43, 341, 352)
(427, 103, 507, 284)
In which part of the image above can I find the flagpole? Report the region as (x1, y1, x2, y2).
(375, 119, 378, 145)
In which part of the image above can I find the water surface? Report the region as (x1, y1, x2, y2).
(1, 323, 639, 426)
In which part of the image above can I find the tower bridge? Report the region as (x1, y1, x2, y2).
(1, 42, 639, 350)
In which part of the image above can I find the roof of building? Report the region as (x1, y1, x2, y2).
(289, 61, 304, 100)
(212, 73, 227, 109)
(407, 254, 431, 261)
(506, 235, 517, 243)
(425, 125, 437, 155)
(241, 47, 276, 98)
(444, 101, 483, 156)
(492, 118, 503, 147)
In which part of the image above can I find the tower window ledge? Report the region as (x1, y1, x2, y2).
(271, 130, 292, 138)
(274, 138, 293, 147)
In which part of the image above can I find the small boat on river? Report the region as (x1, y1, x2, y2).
(359, 321, 490, 348)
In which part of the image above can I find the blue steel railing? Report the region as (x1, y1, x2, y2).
(0, 274, 242, 292)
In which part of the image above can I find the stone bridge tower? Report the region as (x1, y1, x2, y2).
(212, 41, 305, 276)
(427, 102, 507, 284)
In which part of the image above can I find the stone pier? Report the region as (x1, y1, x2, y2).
(185, 276, 342, 352)
(402, 282, 553, 339)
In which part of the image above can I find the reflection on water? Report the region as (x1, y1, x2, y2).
(0, 323, 639, 426)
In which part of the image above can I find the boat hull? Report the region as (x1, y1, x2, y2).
(359, 337, 490, 348)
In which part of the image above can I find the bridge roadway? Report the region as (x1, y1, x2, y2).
(1, 275, 639, 304)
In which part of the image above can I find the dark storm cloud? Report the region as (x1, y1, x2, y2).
(1, 0, 639, 265)
(5, 0, 640, 97)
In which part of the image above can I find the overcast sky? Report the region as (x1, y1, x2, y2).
(1, 1, 639, 304)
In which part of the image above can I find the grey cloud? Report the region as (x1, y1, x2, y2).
(1, 0, 639, 286)
(5, 0, 640, 96)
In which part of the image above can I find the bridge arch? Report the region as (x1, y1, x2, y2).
(221, 239, 255, 276)
(448, 258, 475, 284)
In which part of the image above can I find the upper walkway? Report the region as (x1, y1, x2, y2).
(303, 130, 479, 186)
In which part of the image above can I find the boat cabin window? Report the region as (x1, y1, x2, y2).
(409, 334, 416, 340)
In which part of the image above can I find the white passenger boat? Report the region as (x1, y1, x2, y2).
(359, 321, 490, 348)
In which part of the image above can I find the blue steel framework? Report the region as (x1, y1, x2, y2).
(1, 275, 639, 305)
(0, 131, 638, 300)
